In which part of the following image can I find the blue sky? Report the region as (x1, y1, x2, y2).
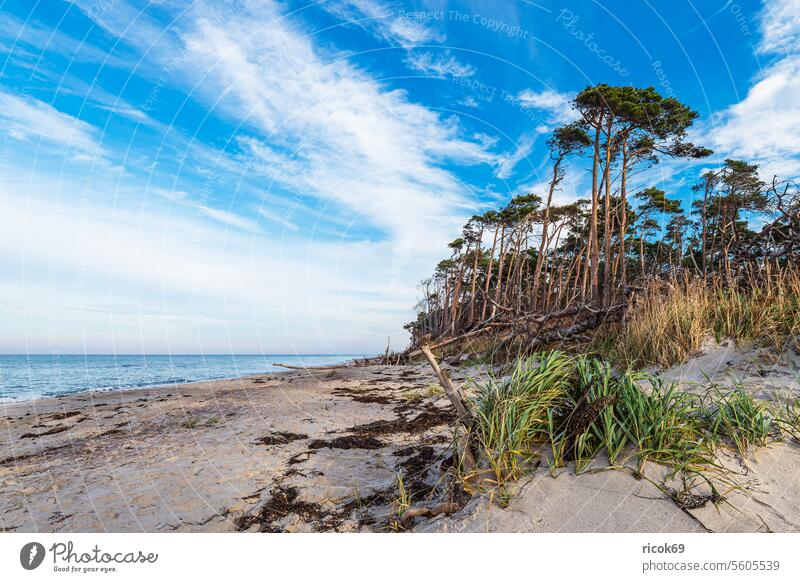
(0, 0, 797, 354)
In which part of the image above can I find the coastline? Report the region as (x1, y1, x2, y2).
(1, 373, 275, 407)
(3, 346, 800, 533)
(0, 353, 364, 404)
(0, 364, 461, 532)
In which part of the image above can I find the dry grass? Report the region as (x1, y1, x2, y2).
(592, 264, 800, 369)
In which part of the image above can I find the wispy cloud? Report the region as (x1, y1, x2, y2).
(495, 135, 536, 179)
(756, 0, 800, 54)
(0, 186, 417, 353)
(0, 90, 104, 159)
(323, 0, 445, 46)
(161, 1, 495, 254)
(3, 0, 499, 352)
(154, 188, 262, 234)
(405, 51, 475, 78)
(698, 0, 800, 179)
(516, 88, 578, 125)
(257, 206, 299, 232)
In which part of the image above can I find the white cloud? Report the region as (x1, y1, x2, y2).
(4, 0, 501, 351)
(257, 206, 298, 232)
(405, 51, 475, 78)
(516, 88, 578, 125)
(0, 186, 422, 353)
(0, 90, 103, 158)
(697, 0, 800, 180)
(757, 0, 800, 54)
(704, 58, 800, 178)
(323, 0, 445, 46)
(495, 135, 536, 179)
(0, 12, 132, 68)
(154, 188, 262, 234)
(165, 1, 495, 255)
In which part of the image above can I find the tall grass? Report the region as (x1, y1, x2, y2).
(776, 399, 800, 442)
(711, 265, 800, 348)
(593, 265, 800, 369)
(559, 359, 713, 473)
(470, 352, 718, 482)
(471, 351, 574, 482)
(466, 351, 800, 490)
(703, 387, 773, 455)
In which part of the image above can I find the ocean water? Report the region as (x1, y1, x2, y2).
(0, 354, 365, 402)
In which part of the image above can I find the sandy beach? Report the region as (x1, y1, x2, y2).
(2, 345, 800, 534)
(0, 364, 463, 532)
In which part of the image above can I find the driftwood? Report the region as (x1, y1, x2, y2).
(419, 343, 473, 426)
(404, 323, 492, 359)
(490, 303, 624, 359)
(273, 362, 352, 370)
(406, 302, 623, 361)
(399, 502, 460, 528)
(419, 339, 477, 474)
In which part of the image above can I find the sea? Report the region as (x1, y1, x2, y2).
(0, 354, 366, 402)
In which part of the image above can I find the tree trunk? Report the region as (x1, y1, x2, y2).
(480, 226, 499, 321)
(701, 177, 710, 279)
(589, 124, 601, 304)
(618, 137, 629, 295)
(531, 157, 562, 310)
(639, 224, 645, 276)
(467, 225, 484, 324)
(602, 118, 613, 307)
(491, 226, 508, 318)
(419, 343, 476, 473)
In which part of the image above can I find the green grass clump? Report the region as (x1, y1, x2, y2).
(470, 351, 718, 481)
(556, 358, 712, 473)
(388, 472, 412, 531)
(183, 417, 200, 429)
(621, 381, 711, 472)
(471, 351, 575, 482)
(182, 415, 219, 429)
(775, 399, 800, 442)
(466, 351, 790, 492)
(703, 388, 773, 455)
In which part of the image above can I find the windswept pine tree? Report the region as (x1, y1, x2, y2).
(405, 84, 799, 356)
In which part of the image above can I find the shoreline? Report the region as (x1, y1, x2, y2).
(0, 371, 291, 408)
(0, 353, 364, 405)
(0, 363, 463, 532)
(3, 346, 800, 533)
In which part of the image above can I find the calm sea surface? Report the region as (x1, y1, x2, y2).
(0, 354, 365, 402)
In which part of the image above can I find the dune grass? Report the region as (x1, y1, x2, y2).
(466, 350, 797, 488)
(388, 472, 412, 531)
(775, 399, 800, 442)
(552, 357, 714, 474)
(592, 265, 800, 369)
(472, 351, 574, 482)
(703, 387, 773, 455)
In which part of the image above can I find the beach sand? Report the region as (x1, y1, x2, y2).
(419, 343, 800, 533)
(1, 365, 462, 532)
(2, 345, 799, 533)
